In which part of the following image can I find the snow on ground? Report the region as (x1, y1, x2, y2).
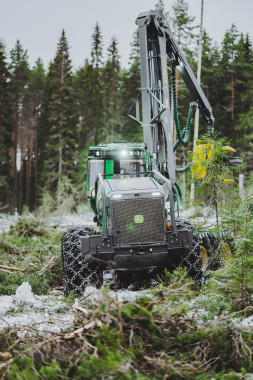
(0, 207, 152, 335)
(0, 281, 152, 334)
(0, 282, 72, 334)
(0, 212, 20, 234)
(180, 206, 218, 229)
(82, 283, 152, 305)
(45, 206, 95, 230)
(0, 205, 95, 234)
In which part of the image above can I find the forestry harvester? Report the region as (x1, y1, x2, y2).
(61, 11, 241, 296)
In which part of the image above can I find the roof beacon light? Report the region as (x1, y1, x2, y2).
(121, 150, 128, 157)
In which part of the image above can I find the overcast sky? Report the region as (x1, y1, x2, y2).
(1, 0, 253, 70)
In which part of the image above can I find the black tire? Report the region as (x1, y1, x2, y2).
(175, 219, 202, 286)
(115, 271, 132, 289)
(61, 225, 103, 297)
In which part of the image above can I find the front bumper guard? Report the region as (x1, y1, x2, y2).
(80, 230, 192, 271)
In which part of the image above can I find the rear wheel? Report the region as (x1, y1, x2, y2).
(220, 242, 232, 267)
(200, 234, 234, 270)
(61, 225, 103, 297)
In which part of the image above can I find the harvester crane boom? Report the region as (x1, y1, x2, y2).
(134, 10, 215, 182)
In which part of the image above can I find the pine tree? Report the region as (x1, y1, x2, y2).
(41, 30, 78, 206)
(102, 37, 122, 142)
(0, 41, 13, 210)
(9, 40, 30, 213)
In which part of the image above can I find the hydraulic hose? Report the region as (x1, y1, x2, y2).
(173, 181, 182, 213)
(175, 163, 192, 173)
(171, 67, 197, 152)
(171, 66, 197, 173)
(174, 181, 182, 200)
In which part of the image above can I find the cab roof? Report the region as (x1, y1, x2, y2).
(89, 142, 146, 150)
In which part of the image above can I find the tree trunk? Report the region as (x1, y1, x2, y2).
(57, 132, 63, 208)
(18, 104, 25, 213)
(231, 69, 234, 120)
(10, 96, 19, 212)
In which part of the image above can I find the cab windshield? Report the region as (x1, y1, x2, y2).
(119, 159, 144, 175)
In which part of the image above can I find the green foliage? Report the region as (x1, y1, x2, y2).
(8, 357, 39, 380)
(171, 0, 197, 48)
(191, 131, 241, 227)
(39, 359, 62, 379)
(37, 191, 55, 216)
(1, 6, 252, 212)
(54, 175, 78, 215)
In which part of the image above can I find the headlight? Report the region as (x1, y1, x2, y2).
(112, 194, 122, 198)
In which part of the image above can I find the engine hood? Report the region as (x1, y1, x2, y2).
(106, 177, 158, 192)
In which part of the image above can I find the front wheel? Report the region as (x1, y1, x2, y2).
(176, 219, 202, 286)
(61, 225, 103, 297)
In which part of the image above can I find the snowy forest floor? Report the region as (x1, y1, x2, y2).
(0, 205, 253, 379)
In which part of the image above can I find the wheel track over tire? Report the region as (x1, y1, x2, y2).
(176, 218, 202, 285)
(61, 225, 102, 297)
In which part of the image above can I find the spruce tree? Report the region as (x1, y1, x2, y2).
(171, 0, 197, 49)
(155, 0, 170, 21)
(0, 41, 13, 210)
(102, 37, 122, 142)
(25, 58, 45, 209)
(199, 31, 220, 134)
(170, 0, 197, 188)
(121, 31, 142, 143)
(9, 40, 30, 213)
(74, 59, 94, 151)
(219, 24, 240, 134)
(89, 22, 104, 144)
(41, 30, 78, 206)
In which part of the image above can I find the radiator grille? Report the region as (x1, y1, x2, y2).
(112, 198, 165, 245)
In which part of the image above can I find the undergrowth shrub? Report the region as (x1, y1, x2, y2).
(9, 217, 47, 237)
(0, 218, 62, 295)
